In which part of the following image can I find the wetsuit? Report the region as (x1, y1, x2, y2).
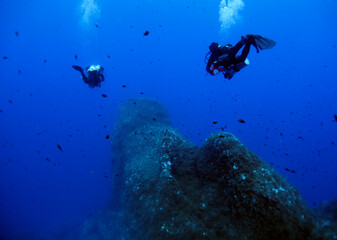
(206, 35, 276, 78)
(206, 37, 250, 75)
(86, 65, 104, 88)
(72, 65, 104, 88)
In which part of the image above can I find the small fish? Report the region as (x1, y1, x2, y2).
(334, 114, 337, 121)
(153, 117, 157, 121)
(8, 100, 13, 103)
(237, 119, 245, 123)
(74, 54, 78, 60)
(57, 144, 63, 152)
(15, 31, 19, 37)
(104, 175, 108, 178)
(143, 30, 149, 36)
(46, 157, 50, 162)
(219, 135, 225, 138)
(105, 135, 110, 139)
(0, 110, 3, 113)
(107, 55, 111, 59)
(43, 59, 47, 63)
(285, 168, 296, 173)
(3, 56, 8, 60)
(95, 23, 100, 28)
(101, 94, 108, 98)
(18, 69, 21, 74)
(280, 132, 283, 136)
(140, 92, 144, 95)
(212, 121, 217, 124)
(122, 85, 126, 88)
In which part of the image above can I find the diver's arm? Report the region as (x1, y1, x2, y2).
(206, 54, 216, 75)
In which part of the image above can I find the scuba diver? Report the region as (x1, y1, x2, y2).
(72, 64, 105, 88)
(205, 34, 276, 79)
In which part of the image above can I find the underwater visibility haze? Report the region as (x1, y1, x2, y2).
(0, 0, 337, 239)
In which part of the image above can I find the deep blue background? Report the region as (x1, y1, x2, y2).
(1, 0, 336, 238)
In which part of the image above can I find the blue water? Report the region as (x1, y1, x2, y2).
(1, 0, 336, 238)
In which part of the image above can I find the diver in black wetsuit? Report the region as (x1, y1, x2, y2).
(205, 34, 276, 79)
(72, 64, 105, 88)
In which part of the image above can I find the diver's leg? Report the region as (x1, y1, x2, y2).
(229, 37, 248, 57)
(81, 73, 89, 84)
(235, 43, 251, 63)
(72, 65, 89, 83)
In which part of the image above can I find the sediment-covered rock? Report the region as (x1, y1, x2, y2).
(108, 98, 336, 240)
(315, 199, 337, 239)
(316, 198, 337, 222)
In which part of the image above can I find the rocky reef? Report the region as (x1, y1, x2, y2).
(82, 98, 337, 240)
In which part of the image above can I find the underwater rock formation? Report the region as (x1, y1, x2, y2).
(79, 209, 121, 240)
(316, 198, 337, 222)
(315, 199, 337, 239)
(106, 98, 336, 240)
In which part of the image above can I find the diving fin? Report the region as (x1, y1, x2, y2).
(247, 35, 276, 53)
(72, 65, 84, 73)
